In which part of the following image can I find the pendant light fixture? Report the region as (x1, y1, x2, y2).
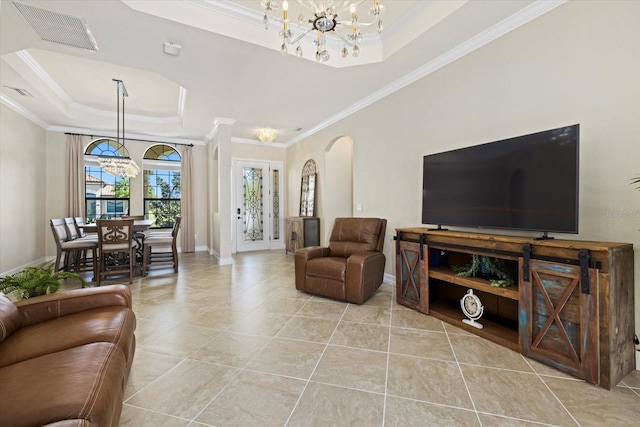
(98, 79, 140, 178)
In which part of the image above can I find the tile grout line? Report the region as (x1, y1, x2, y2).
(186, 286, 310, 424)
(381, 292, 396, 426)
(444, 324, 483, 425)
(283, 300, 350, 426)
(520, 356, 582, 427)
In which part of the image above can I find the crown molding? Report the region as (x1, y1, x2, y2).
(286, 0, 568, 146)
(16, 50, 72, 105)
(0, 93, 49, 129)
(15, 49, 187, 125)
(231, 137, 286, 148)
(206, 117, 237, 142)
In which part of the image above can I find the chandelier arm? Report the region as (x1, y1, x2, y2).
(333, 30, 356, 47)
(336, 19, 379, 27)
(287, 27, 315, 45)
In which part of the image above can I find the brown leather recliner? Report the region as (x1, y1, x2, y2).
(295, 217, 387, 304)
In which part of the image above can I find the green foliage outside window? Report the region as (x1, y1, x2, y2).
(144, 170, 181, 228)
(114, 176, 130, 198)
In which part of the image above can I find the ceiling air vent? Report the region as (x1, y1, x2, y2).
(13, 1, 99, 51)
(3, 86, 34, 97)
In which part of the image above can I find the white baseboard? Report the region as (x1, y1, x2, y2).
(383, 273, 395, 285)
(636, 351, 640, 371)
(1, 257, 50, 277)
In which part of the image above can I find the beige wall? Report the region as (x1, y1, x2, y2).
(286, 1, 640, 332)
(0, 106, 47, 273)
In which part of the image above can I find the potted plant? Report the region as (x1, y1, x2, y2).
(0, 261, 86, 301)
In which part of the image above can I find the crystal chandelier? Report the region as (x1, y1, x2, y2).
(261, 0, 385, 63)
(98, 79, 140, 178)
(257, 128, 277, 143)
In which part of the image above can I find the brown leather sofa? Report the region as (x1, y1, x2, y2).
(0, 285, 136, 427)
(295, 217, 387, 304)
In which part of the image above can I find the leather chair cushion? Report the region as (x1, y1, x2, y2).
(0, 342, 127, 427)
(0, 293, 20, 342)
(0, 306, 135, 368)
(328, 218, 383, 258)
(306, 257, 348, 281)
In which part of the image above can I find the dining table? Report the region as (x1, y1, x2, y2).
(81, 219, 155, 266)
(80, 219, 155, 234)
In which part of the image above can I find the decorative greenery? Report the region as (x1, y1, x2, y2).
(0, 261, 85, 300)
(451, 255, 515, 287)
(631, 175, 640, 191)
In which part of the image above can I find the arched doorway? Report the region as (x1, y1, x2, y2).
(324, 136, 353, 235)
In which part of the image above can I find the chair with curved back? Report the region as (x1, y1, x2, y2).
(63, 217, 97, 273)
(295, 217, 387, 304)
(50, 218, 98, 279)
(96, 219, 135, 286)
(142, 216, 181, 276)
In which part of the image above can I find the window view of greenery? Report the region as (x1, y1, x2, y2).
(85, 167, 131, 222)
(84, 141, 180, 227)
(143, 144, 181, 229)
(84, 138, 132, 222)
(144, 169, 180, 229)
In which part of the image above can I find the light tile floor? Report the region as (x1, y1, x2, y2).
(74, 251, 640, 426)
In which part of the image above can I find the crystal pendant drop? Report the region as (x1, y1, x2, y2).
(296, 45, 303, 57)
(352, 45, 359, 57)
(377, 19, 383, 33)
(341, 46, 348, 58)
(263, 14, 269, 29)
(297, 13, 304, 23)
(281, 43, 287, 55)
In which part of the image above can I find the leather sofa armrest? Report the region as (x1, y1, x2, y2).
(295, 246, 330, 290)
(345, 251, 386, 304)
(15, 285, 132, 327)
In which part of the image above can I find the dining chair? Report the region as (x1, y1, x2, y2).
(74, 216, 96, 237)
(96, 219, 136, 286)
(63, 217, 97, 273)
(142, 216, 181, 276)
(50, 218, 98, 279)
(122, 215, 146, 242)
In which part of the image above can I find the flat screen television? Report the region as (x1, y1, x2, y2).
(422, 124, 579, 235)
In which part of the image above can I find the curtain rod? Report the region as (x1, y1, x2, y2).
(65, 132, 194, 147)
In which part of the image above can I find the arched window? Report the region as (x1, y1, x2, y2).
(84, 139, 131, 222)
(143, 144, 181, 229)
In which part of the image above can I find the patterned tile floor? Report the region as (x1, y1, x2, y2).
(73, 251, 640, 426)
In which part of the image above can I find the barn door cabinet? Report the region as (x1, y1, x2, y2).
(394, 228, 635, 389)
(285, 217, 320, 254)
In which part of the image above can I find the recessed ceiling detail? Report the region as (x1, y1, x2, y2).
(12, 1, 99, 51)
(3, 86, 33, 97)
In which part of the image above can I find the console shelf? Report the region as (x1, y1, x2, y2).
(429, 301, 520, 351)
(429, 266, 519, 300)
(395, 228, 635, 389)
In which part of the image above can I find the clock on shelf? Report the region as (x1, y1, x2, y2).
(460, 289, 484, 329)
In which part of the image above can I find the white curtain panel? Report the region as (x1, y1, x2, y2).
(66, 134, 85, 217)
(180, 146, 195, 252)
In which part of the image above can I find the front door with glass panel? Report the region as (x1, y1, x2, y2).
(235, 161, 282, 252)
